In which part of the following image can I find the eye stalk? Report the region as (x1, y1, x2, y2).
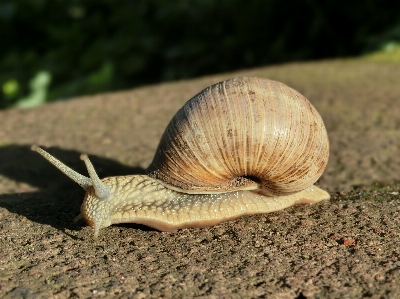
(79, 154, 110, 200)
(32, 146, 111, 201)
(31, 145, 92, 190)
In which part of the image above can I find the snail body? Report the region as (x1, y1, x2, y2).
(32, 77, 330, 239)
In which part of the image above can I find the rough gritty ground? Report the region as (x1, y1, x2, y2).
(0, 58, 400, 298)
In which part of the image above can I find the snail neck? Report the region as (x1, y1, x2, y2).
(79, 174, 161, 238)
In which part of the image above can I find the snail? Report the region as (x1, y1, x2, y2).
(32, 77, 330, 239)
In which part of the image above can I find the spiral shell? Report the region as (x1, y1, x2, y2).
(146, 77, 329, 196)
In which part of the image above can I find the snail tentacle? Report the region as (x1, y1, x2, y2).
(73, 213, 83, 223)
(31, 145, 92, 190)
(80, 154, 111, 200)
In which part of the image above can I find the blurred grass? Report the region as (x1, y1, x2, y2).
(363, 44, 400, 63)
(1, 0, 400, 109)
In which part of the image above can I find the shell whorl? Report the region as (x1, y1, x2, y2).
(146, 77, 329, 196)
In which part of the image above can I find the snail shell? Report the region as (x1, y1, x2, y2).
(147, 77, 328, 196)
(32, 77, 330, 239)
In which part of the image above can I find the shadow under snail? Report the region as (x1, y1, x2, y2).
(32, 77, 330, 239)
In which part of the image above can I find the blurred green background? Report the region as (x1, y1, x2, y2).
(1, 0, 400, 109)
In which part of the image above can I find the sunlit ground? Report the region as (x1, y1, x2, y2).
(363, 42, 400, 63)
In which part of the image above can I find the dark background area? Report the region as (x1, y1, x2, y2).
(1, 0, 400, 109)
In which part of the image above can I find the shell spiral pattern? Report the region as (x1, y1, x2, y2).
(146, 77, 329, 196)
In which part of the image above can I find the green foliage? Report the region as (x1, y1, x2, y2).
(1, 0, 400, 109)
(15, 71, 51, 108)
(2, 79, 19, 99)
